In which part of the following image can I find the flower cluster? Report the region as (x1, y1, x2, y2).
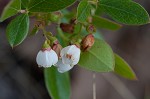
(36, 42, 81, 73)
(36, 33, 94, 73)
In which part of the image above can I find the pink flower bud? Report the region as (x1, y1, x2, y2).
(52, 43, 62, 58)
(86, 24, 96, 33)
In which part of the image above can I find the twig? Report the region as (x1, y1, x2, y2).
(93, 72, 96, 99)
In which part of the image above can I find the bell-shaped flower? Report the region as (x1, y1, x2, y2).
(60, 45, 81, 66)
(55, 60, 74, 73)
(36, 48, 58, 67)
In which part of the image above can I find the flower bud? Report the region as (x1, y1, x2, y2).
(91, 8, 96, 16)
(52, 43, 62, 58)
(60, 23, 74, 33)
(86, 24, 96, 33)
(87, 16, 93, 23)
(53, 40, 59, 45)
(47, 36, 58, 46)
(81, 34, 95, 51)
(36, 13, 47, 20)
(20, 10, 27, 13)
(35, 21, 45, 29)
(49, 11, 62, 22)
(60, 45, 81, 66)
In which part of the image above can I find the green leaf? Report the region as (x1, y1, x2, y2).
(95, 5, 104, 15)
(6, 14, 29, 47)
(78, 39, 115, 72)
(73, 23, 82, 34)
(77, 0, 91, 23)
(21, 0, 30, 8)
(98, 0, 150, 25)
(114, 54, 137, 80)
(28, 0, 76, 12)
(0, 0, 21, 22)
(92, 15, 122, 30)
(44, 67, 71, 99)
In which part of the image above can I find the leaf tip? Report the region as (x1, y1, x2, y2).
(10, 43, 16, 49)
(148, 19, 150, 23)
(11, 45, 14, 49)
(132, 74, 138, 81)
(11, 43, 19, 48)
(118, 24, 122, 28)
(128, 69, 138, 81)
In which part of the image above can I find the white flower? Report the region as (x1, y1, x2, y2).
(60, 45, 81, 66)
(55, 60, 74, 73)
(36, 48, 58, 67)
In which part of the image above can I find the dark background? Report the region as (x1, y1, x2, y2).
(1, 0, 150, 99)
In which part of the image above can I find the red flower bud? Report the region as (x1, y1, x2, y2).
(81, 34, 95, 51)
(60, 23, 74, 33)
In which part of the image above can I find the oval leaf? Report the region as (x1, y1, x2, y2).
(98, 0, 150, 25)
(92, 15, 122, 30)
(77, 0, 91, 22)
(44, 67, 71, 99)
(114, 54, 137, 80)
(78, 39, 115, 72)
(0, 0, 21, 22)
(28, 0, 76, 12)
(6, 14, 29, 47)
